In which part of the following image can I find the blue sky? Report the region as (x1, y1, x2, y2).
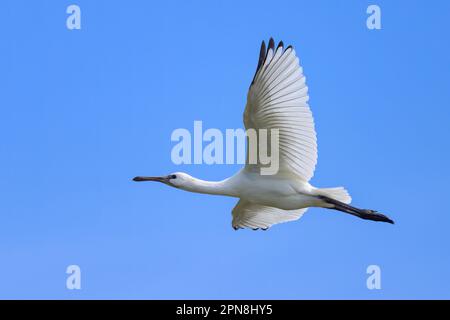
(1, 0, 450, 299)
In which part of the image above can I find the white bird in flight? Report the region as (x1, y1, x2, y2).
(134, 38, 394, 230)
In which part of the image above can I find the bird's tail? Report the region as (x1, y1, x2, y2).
(316, 187, 352, 204)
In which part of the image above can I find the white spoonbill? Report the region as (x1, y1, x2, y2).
(133, 38, 394, 230)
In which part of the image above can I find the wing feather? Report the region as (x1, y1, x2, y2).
(232, 199, 307, 230)
(244, 38, 317, 181)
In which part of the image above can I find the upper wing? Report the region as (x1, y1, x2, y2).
(232, 199, 307, 230)
(244, 38, 317, 181)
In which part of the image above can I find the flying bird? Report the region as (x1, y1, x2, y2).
(133, 38, 394, 230)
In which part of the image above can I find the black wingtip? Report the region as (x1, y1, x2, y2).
(259, 40, 266, 65)
(251, 38, 291, 86)
(251, 40, 267, 85)
(268, 38, 275, 51)
(277, 41, 284, 50)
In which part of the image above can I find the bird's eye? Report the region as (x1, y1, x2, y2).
(170, 175, 177, 179)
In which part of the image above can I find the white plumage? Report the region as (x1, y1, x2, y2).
(245, 41, 316, 181)
(134, 38, 394, 229)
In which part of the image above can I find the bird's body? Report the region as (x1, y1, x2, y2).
(134, 38, 394, 229)
(169, 169, 320, 210)
(219, 170, 320, 210)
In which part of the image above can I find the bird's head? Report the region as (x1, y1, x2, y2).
(132, 172, 193, 189)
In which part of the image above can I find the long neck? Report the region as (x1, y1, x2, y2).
(183, 177, 238, 197)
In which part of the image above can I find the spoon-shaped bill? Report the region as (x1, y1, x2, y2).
(133, 176, 165, 182)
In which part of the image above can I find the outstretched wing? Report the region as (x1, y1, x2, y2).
(244, 38, 317, 181)
(232, 199, 307, 230)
